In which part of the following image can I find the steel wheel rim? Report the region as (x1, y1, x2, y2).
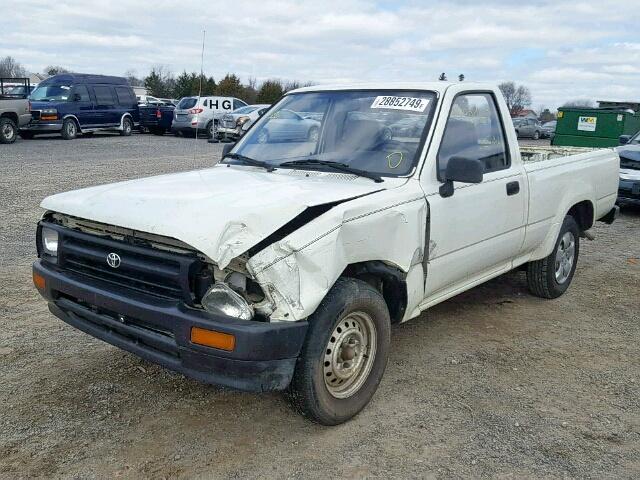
(67, 122, 76, 136)
(323, 311, 377, 399)
(2, 123, 14, 140)
(124, 120, 131, 133)
(555, 231, 575, 284)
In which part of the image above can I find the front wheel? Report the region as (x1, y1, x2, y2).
(533, 130, 540, 140)
(60, 118, 78, 140)
(527, 215, 580, 299)
(288, 278, 391, 425)
(120, 117, 133, 136)
(0, 117, 18, 144)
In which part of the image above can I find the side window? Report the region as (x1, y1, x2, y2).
(71, 85, 90, 102)
(437, 92, 509, 177)
(233, 99, 247, 110)
(93, 86, 115, 105)
(115, 86, 134, 105)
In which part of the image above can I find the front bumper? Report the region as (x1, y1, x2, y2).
(618, 178, 640, 202)
(22, 121, 63, 132)
(216, 126, 242, 139)
(33, 260, 308, 392)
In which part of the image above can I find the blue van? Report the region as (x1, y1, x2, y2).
(21, 74, 139, 140)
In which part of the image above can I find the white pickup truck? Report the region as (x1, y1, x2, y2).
(33, 82, 619, 425)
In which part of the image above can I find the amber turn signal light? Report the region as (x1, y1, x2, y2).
(33, 271, 46, 290)
(190, 327, 235, 351)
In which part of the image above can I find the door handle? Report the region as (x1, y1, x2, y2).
(506, 181, 520, 196)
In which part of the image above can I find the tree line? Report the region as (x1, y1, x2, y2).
(1, 55, 595, 112)
(127, 66, 313, 104)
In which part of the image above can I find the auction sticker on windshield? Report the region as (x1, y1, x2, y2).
(371, 96, 429, 112)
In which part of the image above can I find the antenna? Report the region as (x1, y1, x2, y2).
(193, 29, 206, 162)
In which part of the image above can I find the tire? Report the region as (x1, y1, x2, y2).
(60, 118, 78, 140)
(307, 126, 319, 142)
(533, 130, 540, 140)
(19, 130, 34, 140)
(0, 117, 18, 144)
(207, 121, 216, 139)
(288, 277, 391, 425)
(151, 127, 165, 136)
(120, 117, 133, 136)
(527, 215, 580, 299)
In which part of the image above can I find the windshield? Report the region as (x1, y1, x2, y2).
(231, 90, 436, 177)
(233, 106, 259, 114)
(30, 84, 72, 101)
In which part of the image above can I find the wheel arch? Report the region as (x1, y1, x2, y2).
(340, 261, 408, 324)
(119, 112, 133, 130)
(0, 111, 19, 124)
(62, 114, 81, 131)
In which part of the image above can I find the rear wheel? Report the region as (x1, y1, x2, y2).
(120, 117, 133, 136)
(527, 215, 580, 299)
(61, 118, 78, 140)
(288, 278, 391, 425)
(0, 117, 18, 144)
(207, 121, 216, 139)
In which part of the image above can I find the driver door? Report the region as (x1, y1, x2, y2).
(420, 90, 526, 304)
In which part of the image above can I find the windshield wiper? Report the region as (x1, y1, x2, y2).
(222, 153, 275, 172)
(279, 159, 384, 183)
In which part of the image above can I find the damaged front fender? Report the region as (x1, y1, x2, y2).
(247, 183, 428, 322)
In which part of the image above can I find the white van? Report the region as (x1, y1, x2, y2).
(172, 96, 248, 137)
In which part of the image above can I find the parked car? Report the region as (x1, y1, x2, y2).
(541, 120, 557, 139)
(616, 131, 640, 203)
(33, 83, 619, 425)
(22, 74, 138, 140)
(172, 96, 248, 138)
(253, 108, 321, 143)
(139, 103, 175, 135)
(136, 94, 162, 106)
(513, 118, 543, 139)
(0, 77, 32, 144)
(216, 104, 270, 140)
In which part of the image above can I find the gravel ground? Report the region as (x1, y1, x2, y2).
(0, 134, 638, 479)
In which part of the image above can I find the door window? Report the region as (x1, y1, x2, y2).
(71, 85, 90, 102)
(115, 87, 134, 105)
(93, 86, 114, 105)
(438, 93, 509, 177)
(233, 99, 248, 110)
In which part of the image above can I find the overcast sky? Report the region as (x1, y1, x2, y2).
(2, 0, 638, 109)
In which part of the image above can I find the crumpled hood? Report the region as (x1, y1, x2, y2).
(41, 166, 386, 268)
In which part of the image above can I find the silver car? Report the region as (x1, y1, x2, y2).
(255, 109, 321, 144)
(172, 96, 248, 138)
(216, 104, 271, 140)
(513, 118, 543, 139)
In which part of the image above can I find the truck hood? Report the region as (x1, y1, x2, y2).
(41, 166, 387, 268)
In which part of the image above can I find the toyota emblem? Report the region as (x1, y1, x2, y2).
(106, 252, 121, 268)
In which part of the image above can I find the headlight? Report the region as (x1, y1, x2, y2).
(201, 283, 253, 320)
(41, 227, 59, 257)
(40, 108, 58, 120)
(236, 116, 250, 126)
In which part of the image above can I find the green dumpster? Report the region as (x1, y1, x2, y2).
(552, 107, 640, 148)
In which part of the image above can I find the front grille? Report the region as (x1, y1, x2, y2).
(50, 224, 201, 303)
(222, 120, 236, 128)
